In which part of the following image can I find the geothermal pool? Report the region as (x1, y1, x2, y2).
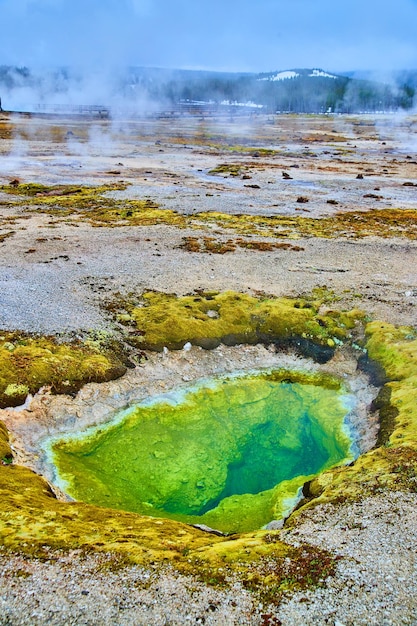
(49, 371, 356, 533)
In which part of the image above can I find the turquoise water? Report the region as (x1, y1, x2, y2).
(49, 371, 354, 532)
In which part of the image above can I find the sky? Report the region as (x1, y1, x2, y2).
(1, 0, 417, 73)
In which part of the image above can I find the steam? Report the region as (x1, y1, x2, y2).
(1, 65, 415, 118)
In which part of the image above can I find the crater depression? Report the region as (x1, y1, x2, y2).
(49, 370, 356, 533)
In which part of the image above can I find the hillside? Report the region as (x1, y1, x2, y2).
(0, 64, 415, 114)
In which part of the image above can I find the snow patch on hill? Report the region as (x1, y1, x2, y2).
(309, 69, 337, 79)
(259, 69, 338, 82)
(259, 70, 300, 82)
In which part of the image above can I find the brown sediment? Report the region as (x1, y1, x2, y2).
(179, 236, 305, 253)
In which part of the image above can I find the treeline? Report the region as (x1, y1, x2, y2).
(122, 67, 416, 113)
(1, 65, 415, 113)
(0, 65, 76, 98)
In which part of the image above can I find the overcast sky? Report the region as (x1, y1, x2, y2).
(2, 0, 417, 73)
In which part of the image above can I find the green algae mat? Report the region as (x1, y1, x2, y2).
(49, 371, 354, 533)
(0, 331, 126, 409)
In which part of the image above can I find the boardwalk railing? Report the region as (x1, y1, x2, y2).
(30, 104, 110, 118)
(5, 101, 266, 119)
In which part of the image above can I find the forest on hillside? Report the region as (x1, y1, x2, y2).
(1, 65, 415, 113)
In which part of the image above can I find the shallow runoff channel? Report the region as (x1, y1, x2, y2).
(5, 344, 379, 534)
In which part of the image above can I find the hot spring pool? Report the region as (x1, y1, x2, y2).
(48, 371, 356, 533)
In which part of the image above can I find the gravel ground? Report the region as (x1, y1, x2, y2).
(277, 492, 417, 625)
(0, 551, 259, 625)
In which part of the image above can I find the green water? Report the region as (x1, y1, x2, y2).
(50, 371, 354, 533)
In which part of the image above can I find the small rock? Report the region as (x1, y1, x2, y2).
(192, 524, 226, 536)
(264, 519, 285, 530)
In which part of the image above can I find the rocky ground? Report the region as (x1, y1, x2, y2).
(0, 111, 416, 624)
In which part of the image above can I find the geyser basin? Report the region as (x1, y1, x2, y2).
(49, 370, 355, 533)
